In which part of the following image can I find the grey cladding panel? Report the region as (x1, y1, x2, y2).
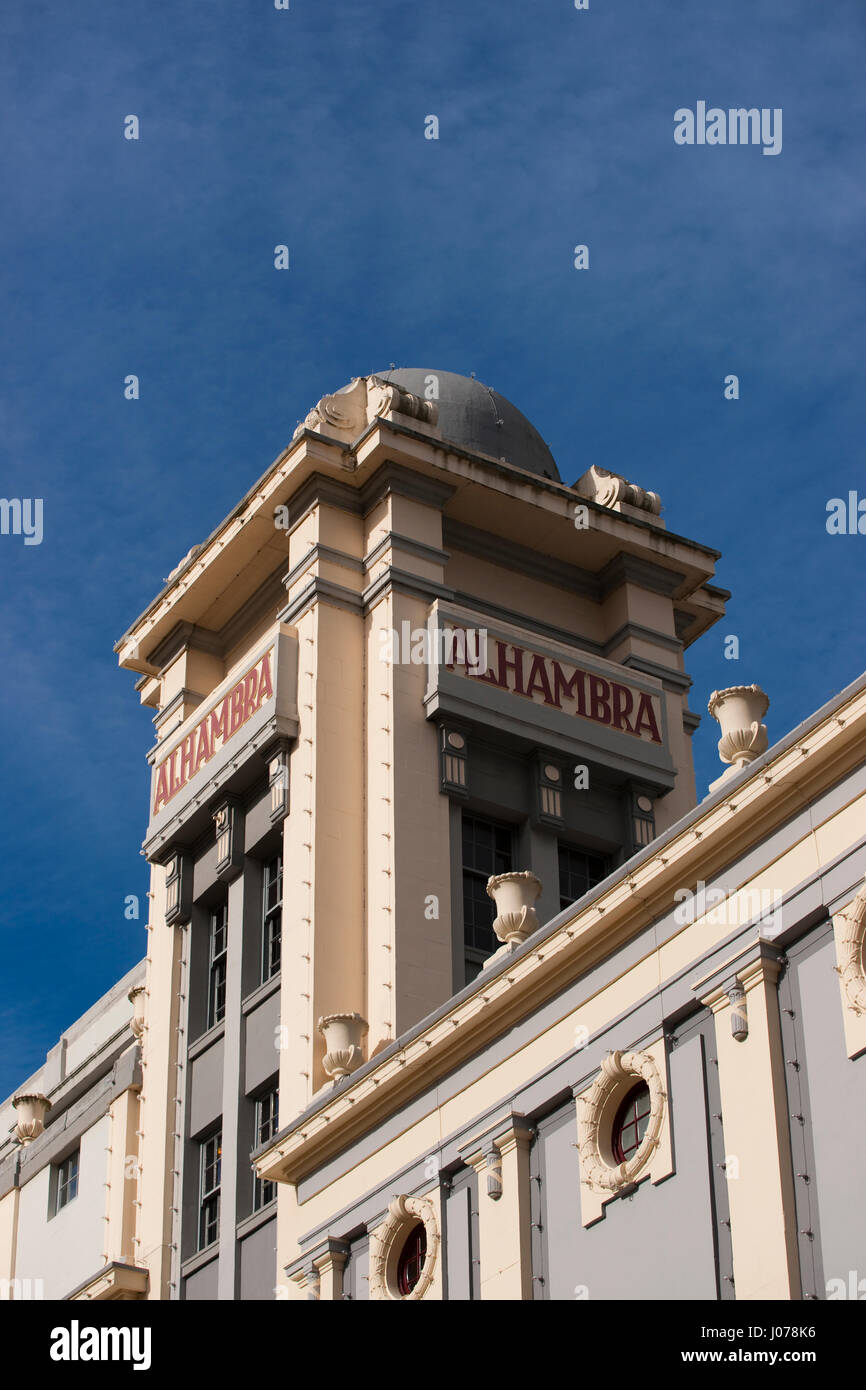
(444, 1167, 479, 1300)
(344, 1237, 369, 1301)
(184, 1257, 219, 1301)
(531, 1028, 719, 1300)
(781, 927, 866, 1299)
(188, 1037, 224, 1138)
(239, 1217, 277, 1301)
(245, 992, 280, 1094)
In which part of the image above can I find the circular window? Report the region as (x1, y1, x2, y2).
(611, 1082, 652, 1163)
(396, 1222, 427, 1296)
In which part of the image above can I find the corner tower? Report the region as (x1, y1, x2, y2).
(116, 368, 726, 1299)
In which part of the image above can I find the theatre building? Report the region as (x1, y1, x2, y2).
(3, 368, 866, 1301)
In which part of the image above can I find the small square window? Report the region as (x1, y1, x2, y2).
(558, 842, 607, 913)
(208, 904, 228, 1029)
(261, 856, 283, 983)
(253, 1088, 279, 1210)
(54, 1149, 79, 1215)
(198, 1131, 222, 1250)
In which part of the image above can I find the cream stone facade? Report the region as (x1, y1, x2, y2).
(4, 367, 865, 1300)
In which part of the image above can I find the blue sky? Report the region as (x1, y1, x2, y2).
(1, 0, 864, 1098)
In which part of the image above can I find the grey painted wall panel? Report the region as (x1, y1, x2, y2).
(344, 1236, 369, 1301)
(188, 1036, 224, 1138)
(244, 992, 280, 1095)
(531, 1029, 718, 1300)
(444, 1167, 478, 1300)
(239, 1217, 277, 1300)
(184, 1257, 219, 1301)
(785, 929, 866, 1298)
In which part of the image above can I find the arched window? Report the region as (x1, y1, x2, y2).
(612, 1082, 651, 1163)
(396, 1222, 427, 1296)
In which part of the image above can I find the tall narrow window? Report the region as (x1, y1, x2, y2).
(253, 1087, 279, 1210)
(261, 854, 283, 983)
(208, 903, 228, 1029)
(462, 814, 513, 982)
(558, 843, 607, 913)
(53, 1149, 79, 1215)
(199, 1131, 222, 1250)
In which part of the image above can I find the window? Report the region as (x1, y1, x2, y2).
(199, 1131, 222, 1250)
(261, 854, 283, 982)
(396, 1222, 427, 1296)
(611, 1082, 652, 1163)
(558, 842, 607, 912)
(54, 1149, 79, 1215)
(208, 903, 228, 1029)
(253, 1088, 279, 1210)
(462, 814, 513, 982)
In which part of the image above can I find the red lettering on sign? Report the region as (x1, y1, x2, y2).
(525, 654, 556, 706)
(588, 675, 611, 726)
(153, 763, 169, 814)
(229, 682, 244, 734)
(167, 747, 180, 799)
(551, 661, 587, 715)
(193, 722, 211, 775)
(634, 693, 662, 744)
(151, 645, 277, 818)
(179, 732, 195, 788)
(242, 669, 259, 725)
(612, 683, 634, 734)
(257, 650, 274, 707)
(210, 697, 229, 746)
(495, 642, 525, 695)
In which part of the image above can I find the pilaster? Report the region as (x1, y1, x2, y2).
(461, 1114, 534, 1300)
(696, 942, 801, 1300)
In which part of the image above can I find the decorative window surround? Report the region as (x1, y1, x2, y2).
(574, 1038, 673, 1226)
(368, 1193, 441, 1301)
(832, 876, 866, 1058)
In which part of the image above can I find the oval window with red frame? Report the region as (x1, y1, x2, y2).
(396, 1222, 427, 1296)
(611, 1081, 651, 1163)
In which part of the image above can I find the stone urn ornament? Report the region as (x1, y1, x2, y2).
(486, 870, 543, 947)
(129, 984, 147, 1040)
(318, 1012, 368, 1080)
(13, 1093, 51, 1145)
(707, 684, 770, 790)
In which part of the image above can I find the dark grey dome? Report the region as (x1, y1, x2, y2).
(374, 368, 560, 482)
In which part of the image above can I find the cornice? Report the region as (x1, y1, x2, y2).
(443, 517, 601, 601)
(254, 669, 866, 1189)
(598, 553, 687, 600)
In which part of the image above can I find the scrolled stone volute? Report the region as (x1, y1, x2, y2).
(318, 1012, 368, 1080)
(13, 1093, 51, 1146)
(575, 465, 661, 516)
(486, 870, 543, 946)
(293, 375, 438, 444)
